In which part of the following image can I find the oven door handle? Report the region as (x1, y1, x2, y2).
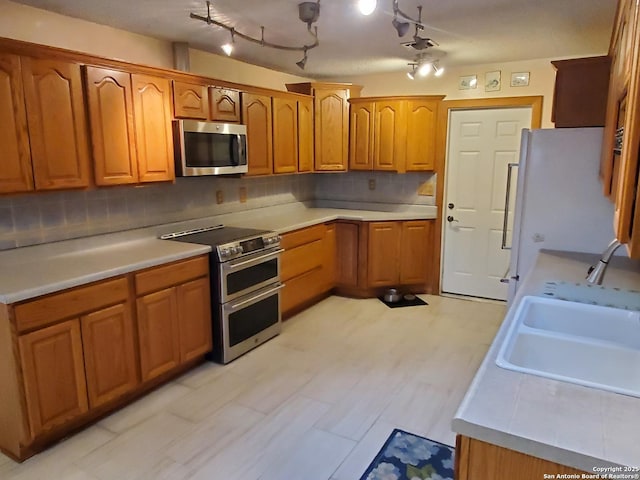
(223, 248, 284, 271)
(228, 283, 285, 311)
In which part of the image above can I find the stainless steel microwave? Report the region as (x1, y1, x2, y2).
(174, 120, 248, 176)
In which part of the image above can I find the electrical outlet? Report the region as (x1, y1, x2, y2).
(216, 190, 224, 204)
(239, 186, 247, 203)
(368, 179, 376, 190)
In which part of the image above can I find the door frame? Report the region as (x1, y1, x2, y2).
(432, 96, 543, 294)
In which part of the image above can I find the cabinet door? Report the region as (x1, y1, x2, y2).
(18, 320, 88, 438)
(22, 58, 90, 190)
(406, 99, 438, 171)
(136, 288, 181, 382)
(314, 88, 349, 171)
(210, 87, 241, 123)
(273, 96, 298, 174)
(399, 220, 431, 285)
(367, 222, 401, 287)
(336, 222, 359, 287)
(349, 101, 375, 171)
(81, 303, 138, 409)
(242, 93, 273, 176)
(132, 74, 175, 183)
(298, 97, 314, 172)
(176, 277, 212, 362)
(374, 100, 405, 172)
(85, 66, 138, 185)
(0, 53, 33, 193)
(173, 81, 209, 119)
(323, 223, 337, 289)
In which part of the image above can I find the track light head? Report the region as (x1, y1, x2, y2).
(433, 62, 444, 76)
(221, 43, 233, 56)
(358, 0, 377, 15)
(296, 50, 308, 70)
(392, 17, 410, 37)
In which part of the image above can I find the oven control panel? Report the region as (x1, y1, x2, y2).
(217, 232, 281, 261)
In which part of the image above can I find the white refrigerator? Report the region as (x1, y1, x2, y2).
(506, 127, 617, 304)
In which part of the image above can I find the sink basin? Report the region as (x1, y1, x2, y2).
(496, 296, 640, 397)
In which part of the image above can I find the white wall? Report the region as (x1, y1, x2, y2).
(332, 58, 559, 128)
(0, 0, 310, 90)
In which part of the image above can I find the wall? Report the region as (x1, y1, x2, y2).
(334, 58, 561, 128)
(0, 175, 314, 250)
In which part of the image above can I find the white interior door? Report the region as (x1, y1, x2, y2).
(441, 107, 532, 300)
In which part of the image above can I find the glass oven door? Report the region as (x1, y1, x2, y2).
(218, 282, 283, 363)
(219, 248, 282, 302)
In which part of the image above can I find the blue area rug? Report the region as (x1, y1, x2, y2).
(359, 429, 455, 480)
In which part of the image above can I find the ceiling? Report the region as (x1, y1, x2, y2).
(12, 0, 618, 78)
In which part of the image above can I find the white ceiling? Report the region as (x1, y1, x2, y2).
(12, 0, 617, 78)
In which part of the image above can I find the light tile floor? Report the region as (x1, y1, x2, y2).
(1, 294, 505, 480)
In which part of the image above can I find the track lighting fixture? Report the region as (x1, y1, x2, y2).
(418, 62, 431, 77)
(296, 48, 308, 70)
(432, 61, 444, 76)
(392, 16, 410, 37)
(407, 55, 444, 80)
(407, 64, 417, 80)
(191, 1, 320, 69)
(358, 0, 377, 15)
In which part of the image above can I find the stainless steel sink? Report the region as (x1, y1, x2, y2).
(496, 296, 640, 397)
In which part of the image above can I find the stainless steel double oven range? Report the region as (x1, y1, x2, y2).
(161, 225, 283, 364)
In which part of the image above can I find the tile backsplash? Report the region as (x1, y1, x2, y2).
(0, 172, 435, 250)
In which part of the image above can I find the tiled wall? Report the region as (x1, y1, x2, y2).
(0, 175, 314, 250)
(0, 171, 436, 251)
(314, 171, 436, 205)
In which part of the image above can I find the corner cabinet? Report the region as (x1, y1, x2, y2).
(349, 96, 442, 172)
(455, 436, 587, 479)
(0, 55, 91, 194)
(601, 0, 640, 258)
(286, 82, 362, 172)
(85, 66, 174, 186)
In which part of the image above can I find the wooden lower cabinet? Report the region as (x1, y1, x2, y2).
(367, 220, 432, 289)
(136, 287, 181, 382)
(0, 255, 211, 461)
(456, 435, 587, 479)
(18, 319, 88, 438)
(80, 303, 138, 409)
(281, 223, 335, 317)
(335, 221, 360, 288)
(135, 256, 212, 381)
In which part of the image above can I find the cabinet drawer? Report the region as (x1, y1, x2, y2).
(281, 239, 323, 281)
(135, 256, 208, 295)
(281, 224, 325, 250)
(15, 277, 128, 333)
(281, 266, 325, 314)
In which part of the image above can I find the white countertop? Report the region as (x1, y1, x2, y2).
(0, 202, 436, 304)
(452, 249, 640, 471)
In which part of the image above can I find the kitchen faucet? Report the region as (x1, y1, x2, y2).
(586, 239, 623, 285)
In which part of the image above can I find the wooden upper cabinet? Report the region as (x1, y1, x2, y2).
(298, 97, 314, 173)
(0, 53, 33, 194)
(131, 74, 174, 183)
(349, 101, 375, 171)
(406, 98, 439, 171)
(80, 303, 138, 409)
(173, 81, 209, 119)
(242, 92, 273, 176)
(210, 87, 241, 123)
(273, 96, 298, 174)
(551, 56, 611, 127)
(314, 88, 350, 171)
(85, 66, 138, 185)
(19, 319, 88, 438)
(21, 58, 90, 190)
(374, 100, 405, 172)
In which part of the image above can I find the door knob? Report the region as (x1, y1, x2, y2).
(448, 203, 455, 209)
(447, 216, 459, 223)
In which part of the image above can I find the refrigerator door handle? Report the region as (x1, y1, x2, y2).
(501, 162, 519, 250)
